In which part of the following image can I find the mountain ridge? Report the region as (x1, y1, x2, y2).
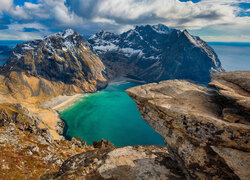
(89, 24, 224, 83)
(0, 29, 108, 99)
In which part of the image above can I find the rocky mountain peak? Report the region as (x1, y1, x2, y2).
(45, 28, 78, 39)
(90, 30, 117, 41)
(89, 24, 224, 83)
(152, 24, 174, 34)
(0, 29, 108, 98)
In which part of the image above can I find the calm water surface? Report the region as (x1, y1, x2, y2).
(209, 42, 250, 71)
(61, 81, 165, 146)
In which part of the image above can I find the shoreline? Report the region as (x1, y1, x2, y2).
(40, 94, 83, 140)
(41, 76, 145, 140)
(41, 94, 82, 111)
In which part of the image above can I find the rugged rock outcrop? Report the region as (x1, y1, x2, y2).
(47, 145, 185, 180)
(89, 24, 224, 83)
(126, 71, 250, 180)
(0, 103, 114, 178)
(0, 29, 108, 99)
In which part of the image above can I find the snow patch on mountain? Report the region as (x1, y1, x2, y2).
(93, 43, 118, 52)
(152, 24, 173, 34)
(63, 29, 74, 38)
(44, 29, 76, 39)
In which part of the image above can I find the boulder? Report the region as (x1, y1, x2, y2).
(126, 71, 250, 180)
(55, 145, 185, 180)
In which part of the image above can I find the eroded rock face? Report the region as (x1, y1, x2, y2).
(126, 71, 250, 180)
(52, 145, 185, 180)
(0, 29, 108, 99)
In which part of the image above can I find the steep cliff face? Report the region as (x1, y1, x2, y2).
(126, 71, 250, 180)
(0, 29, 108, 99)
(89, 24, 224, 83)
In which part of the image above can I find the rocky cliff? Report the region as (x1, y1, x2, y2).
(0, 103, 114, 178)
(126, 71, 250, 179)
(0, 29, 108, 100)
(40, 71, 249, 180)
(89, 24, 224, 83)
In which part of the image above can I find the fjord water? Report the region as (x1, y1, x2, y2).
(61, 81, 165, 146)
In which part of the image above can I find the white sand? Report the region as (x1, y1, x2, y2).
(41, 94, 82, 110)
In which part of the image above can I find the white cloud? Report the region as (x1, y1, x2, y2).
(5, 0, 83, 27)
(0, 0, 13, 14)
(0, 0, 249, 41)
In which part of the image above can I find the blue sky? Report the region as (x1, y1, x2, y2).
(0, 0, 249, 42)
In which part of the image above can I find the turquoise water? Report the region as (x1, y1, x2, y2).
(60, 81, 165, 147)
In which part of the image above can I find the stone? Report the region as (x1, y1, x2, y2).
(91, 138, 114, 149)
(126, 71, 250, 180)
(55, 145, 185, 180)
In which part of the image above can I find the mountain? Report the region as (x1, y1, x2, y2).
(88, 24, 224, 83)
(0, 29, 108, 99)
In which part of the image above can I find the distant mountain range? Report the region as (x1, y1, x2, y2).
(0, 24, 224, 99)
(89, 24, 224, 83)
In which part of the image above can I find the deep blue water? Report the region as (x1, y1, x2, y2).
(0, 40, 24, 48)
(0, 61, 6, 66)
(0, 40, 24, 66)
(208, 42, 250, 71)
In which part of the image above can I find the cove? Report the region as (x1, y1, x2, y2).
(60, 80, 165, 147)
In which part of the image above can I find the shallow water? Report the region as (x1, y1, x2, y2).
(60, 82, 165, 146)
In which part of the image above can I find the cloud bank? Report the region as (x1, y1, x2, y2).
(0, 0, 249, 41)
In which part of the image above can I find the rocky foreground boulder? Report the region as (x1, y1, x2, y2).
(126, 71, 250, 179)
(51, 145, 185, 180)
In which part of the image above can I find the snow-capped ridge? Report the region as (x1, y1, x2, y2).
(88, 24, 223, 83)
(44, 28, 77, 39)
(152, 24, 173, 34)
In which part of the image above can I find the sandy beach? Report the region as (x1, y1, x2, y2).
(41, 94, 82, 111)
